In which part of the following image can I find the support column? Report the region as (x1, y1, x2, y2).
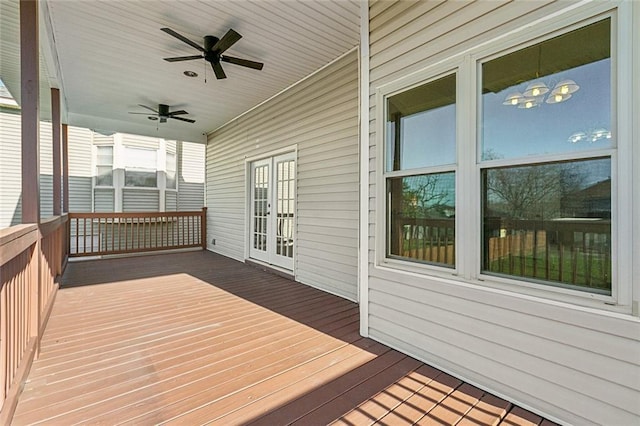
(62, 124, 69, 213)
(20, 0, 40, 224)
(52, 88, 61, 216)
(20, 0, 42, 366)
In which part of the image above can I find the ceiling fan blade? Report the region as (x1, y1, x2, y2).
(128, 112, 154, 115)
(212, 28, 241, 54)
(164, 55, 203, 62)
(171, 116, 196, 124)
(167, 110, 189, 116)
(138, 104, 158, 113)
(161, 27, 205, 52)
(221, 56, 264, 70)
(212, 62, 227, 79)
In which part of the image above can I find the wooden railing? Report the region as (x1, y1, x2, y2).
(393, 217, 455, 266)
(484, 218, 611, 291)
(68, 208, 207, 257)
(0, 215, 68, 423)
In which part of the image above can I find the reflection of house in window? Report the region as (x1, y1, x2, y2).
(561, 178, 611, 219)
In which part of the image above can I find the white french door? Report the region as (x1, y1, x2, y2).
(249, 152, 295, 270)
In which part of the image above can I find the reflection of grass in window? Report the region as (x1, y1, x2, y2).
(488, 249, 610, 290)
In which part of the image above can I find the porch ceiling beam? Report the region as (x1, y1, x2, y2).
(20, 0, 40, 224)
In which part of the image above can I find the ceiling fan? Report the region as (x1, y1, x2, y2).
(161, 27, 264, 79)
(129, 104, 195, 123)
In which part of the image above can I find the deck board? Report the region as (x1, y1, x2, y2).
(12, 251, 550, 425)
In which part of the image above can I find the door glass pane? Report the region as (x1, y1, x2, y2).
(481, 19, 611, 160)
(387, 172, 456, 267)
(253, 164, 269, 251)
(482, 157, 611, 294)
(276, 160, 295, 258)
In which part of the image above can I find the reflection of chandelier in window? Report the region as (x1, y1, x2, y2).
(503, 79, 580, 109)
(568, 128, 611, 144)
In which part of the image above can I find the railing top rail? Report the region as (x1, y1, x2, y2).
(39, 214, 68, 238)
(0, 223, 38, 245)
(69, 211, 205, 219)
(0, 224, 38, 267)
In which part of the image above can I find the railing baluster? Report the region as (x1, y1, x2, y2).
(90, 218, 94, 255)
(65, 211, 206, 257)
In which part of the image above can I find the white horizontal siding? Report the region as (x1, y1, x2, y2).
(0, 111, 78, 226)
(93, 188, 114, 212)
(178, 141, 204, 211)
(0, 111, 22, 228)
(123, 189, 159, 212)
(39, 122, 53, 219)
(367, 1, 640, 425)
(67, 126, 93, 212)
(121, 133, 159, 150)
(165, 191, 177, 211)
(207, 50, 359, 301)
(92, 133, 113, 145)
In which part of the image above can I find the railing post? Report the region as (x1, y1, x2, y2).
(201, 207, 208, 250)
(51, 88, 62, 216)
(62, 124, 69, 213)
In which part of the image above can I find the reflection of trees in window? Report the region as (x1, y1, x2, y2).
(388, 173, 455, 267)
(484, 161, 583, 220)
(482, 158, 612, 294)
(401, 174, 453, 219)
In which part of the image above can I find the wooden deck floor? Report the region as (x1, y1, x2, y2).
(12, 251, 554, 425)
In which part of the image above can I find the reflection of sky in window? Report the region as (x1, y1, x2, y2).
(482, 59, 611, 160)
(400, 104, 456, 170)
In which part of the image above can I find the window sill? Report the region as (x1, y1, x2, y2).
(374, 260, 629, 315)
(123, 186, 159, 190)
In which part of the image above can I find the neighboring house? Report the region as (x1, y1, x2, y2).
(0, 103, 204, 229)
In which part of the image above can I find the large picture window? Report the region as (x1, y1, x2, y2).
(480, 18, 612, 295)
(124, 146, 158, 188)
(381, 13, 621, 303)
(385, 73, 456, 268)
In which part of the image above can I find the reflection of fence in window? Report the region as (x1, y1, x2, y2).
(394, 217, 455, 266)
(483, 218, 611, 293)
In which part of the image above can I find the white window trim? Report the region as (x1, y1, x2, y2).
(376, 61, 464, 281)
(374, 1, 633, 314)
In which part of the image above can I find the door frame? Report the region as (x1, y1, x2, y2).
(244, 145, 298, 273)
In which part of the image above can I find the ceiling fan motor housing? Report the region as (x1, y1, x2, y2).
(158, 104, 170, 117)
(204, 36, 220, 53)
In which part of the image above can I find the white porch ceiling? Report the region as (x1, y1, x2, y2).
(28, 0, 360, 142)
